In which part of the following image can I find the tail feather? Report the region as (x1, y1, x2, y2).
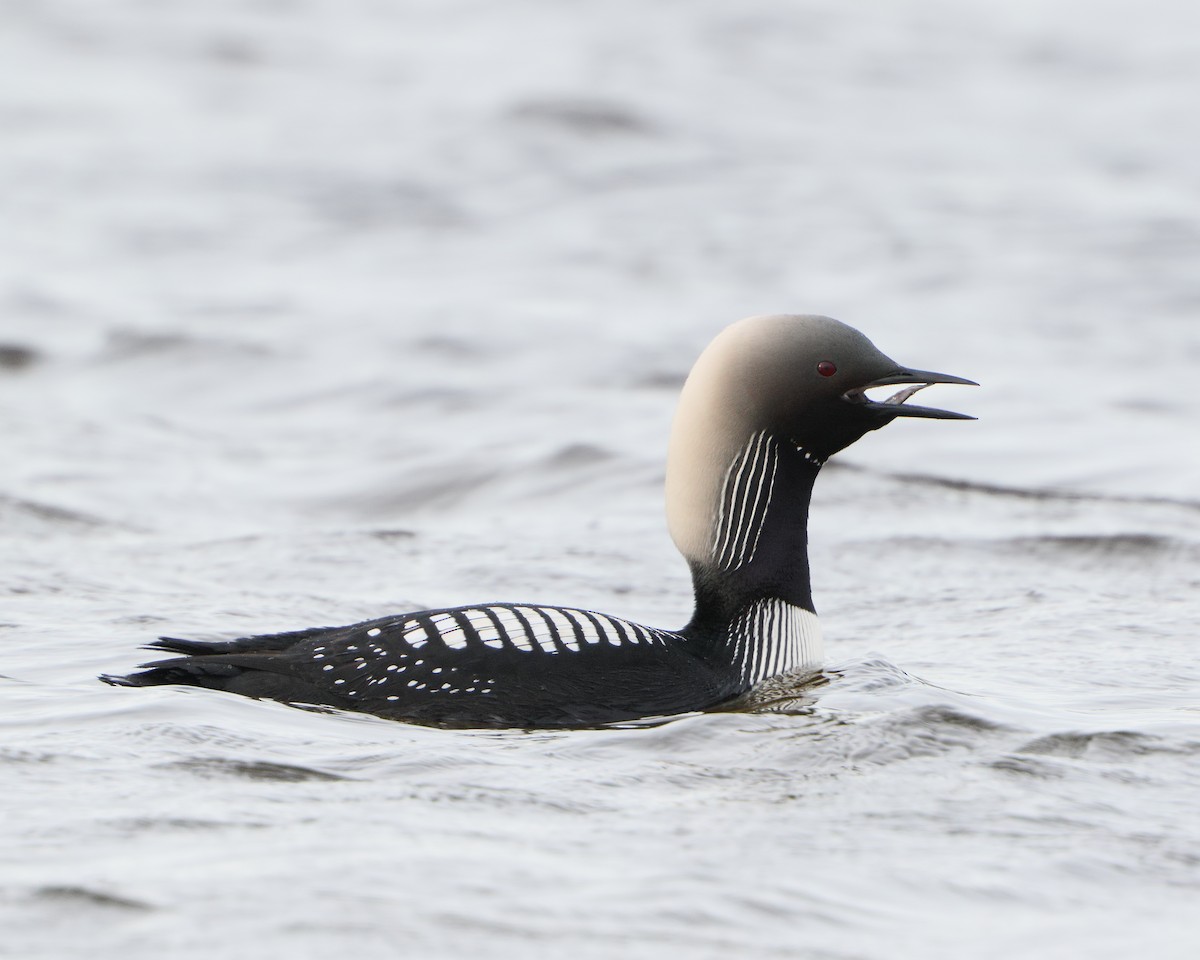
(146, 625, 337, 658)
(100, 657, 244, 689)
(99, 672, 140, 687)
(145, 636, 228, 656)
(102, 651, 339, 705)
(101, 624, 340, 691)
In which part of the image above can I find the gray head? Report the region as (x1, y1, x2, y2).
(665, 314, 975, 565)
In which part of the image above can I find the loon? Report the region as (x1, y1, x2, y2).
(102, 314, 975, 728)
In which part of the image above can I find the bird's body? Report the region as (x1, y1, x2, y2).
(103, 314, 974, 728)
(130, 599, 818, 728)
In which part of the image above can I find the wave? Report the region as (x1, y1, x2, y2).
(839, 462, 1200, 512)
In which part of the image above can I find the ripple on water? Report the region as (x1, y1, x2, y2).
(1015, 729, 1200, 760)
(0, 495, 111, 535)
(29, 885, 154, 912)
(0, 343, 39, 370)
(999, 533, 1200, 566)
(158, 757, 349, 783)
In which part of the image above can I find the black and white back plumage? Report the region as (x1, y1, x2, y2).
(103, 314, 974, 728)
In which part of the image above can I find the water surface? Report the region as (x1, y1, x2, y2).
(2, 2, 1199, 958)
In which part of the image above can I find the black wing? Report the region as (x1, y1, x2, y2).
(102, 603, 731, 728)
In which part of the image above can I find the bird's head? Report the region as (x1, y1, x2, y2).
(665, 314, 976, 564)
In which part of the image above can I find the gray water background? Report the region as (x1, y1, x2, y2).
(2, 1, 1199, 957)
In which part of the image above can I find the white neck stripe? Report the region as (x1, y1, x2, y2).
(711, 431, 780, 572)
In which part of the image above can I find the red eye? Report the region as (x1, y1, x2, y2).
(817, 361, 837, 377)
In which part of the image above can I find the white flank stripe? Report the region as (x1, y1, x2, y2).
(749, 603, 764, 682)
(756, 601, 769, 681)
(512, 606, 555, 653)
(564, 609, 600, 645)
(458, 608, 504, 649)
(736, 600, 824, 684)
(779, 601, 791, 676)
(439, 625, 468, 649)
(541, 608, 580, 651)
(618, 618, 638, 645)
(461, 608, 492, 630)
(488, 606, 522, 634)
(520, 608, 561, 650)
(503, 621, 534, 652)
(785, 604, 797, 671)
(765, 602, 777, 677)
(764, 601, 780, 679)
(595, 615, 623, 645)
